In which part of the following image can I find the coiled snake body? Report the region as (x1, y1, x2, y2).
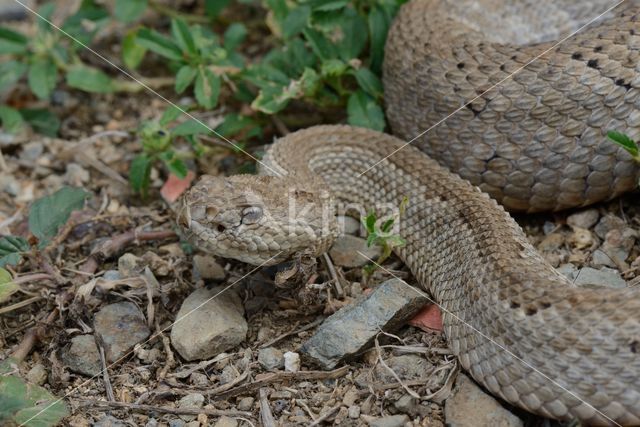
(178, 1, 640, 424)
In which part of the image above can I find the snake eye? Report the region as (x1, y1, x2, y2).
(241, 206, 263, 224)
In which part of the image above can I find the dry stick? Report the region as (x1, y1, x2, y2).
(259, 317, 324, 349)
(10, 309, 59, 362)
(75, 399, 253, 418)
(210, 366, 350, 400)
(0, 296, 44, 315)
(322, 253, 344, 298)
(259, 388, 277, 427)
(12, 273, 55, 285)
(95, 334, 115, 402)
(309, 404, 341, 426)
(79, 229, 177, 274)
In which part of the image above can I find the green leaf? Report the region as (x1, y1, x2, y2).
(20, 108, 59, 137)
(205, 0, 232, 18)
(122, 29, 147, 69)
(29, 187, 90, 247)
(321, 59, 347, 77)
(172, 119, 211, 136)
(0, 236, 29, 268)
(311, 0, 348, 12)
(171, 18, 197, 57)
(223, 23, 247, 51)
(0, 267, 18, 301)
(194, 67, 220, 109)
(28, 57, 57, 100)
(363, 212, 376, 233)
(159, 151, 188, 178)
(607, 131, 639, 157)
(381, 218, 394, 233)
(368, 4, 391, 74)
(0, 105, 24, 134)
(215, 113, 261, 139)
(0, 60, 28, 94)
(115, 0, 147, 23)
(129, 154, 152, 197)
(66, 65, 114, 93)
(265, 0, 288, 24)
(0, 26, 28, 54)
(336, 9, 367, 61)
(302, 28, 336, 61)
(159, 105, 182, 126)
(136, 28, 183, 61)
(347, 90, 385, 132)
(366, 233, 378, 248)
(0, 358, 69, 426)
(282, 5, 311, 39)
(175, 65, 197, 94)
(353, 67, 382, 98)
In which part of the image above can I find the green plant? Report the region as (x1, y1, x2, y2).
(0, 187, 90, 268)
(607, 131, 640, 162)
(361, 196, 408, 274)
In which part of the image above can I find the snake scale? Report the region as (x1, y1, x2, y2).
(177, 1, 640, 425)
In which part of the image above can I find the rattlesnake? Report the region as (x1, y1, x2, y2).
(177, 1, 640, 425)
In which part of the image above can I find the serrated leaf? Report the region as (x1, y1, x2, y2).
(0, 267, 19, 302)
(194, 67, 220, 109)
(0, 236, 29, 268)
(20, 108, 59, 137)
(115, 0, 147, 23)
(353, 67, 382, 98)
(607, 131, 639, 157)
(282, 5, 311, 38)
(28, 57, 57, 100)
(347, 90, 385, 132)
(175, 65, 197, 94)
(224, 23, 247, 51)
(122, 30, 147, 69)
(0, 60, 28, 94)
(136, 28, 183, 61)
(129, 154, 152, 197)
(28, 187, 90, 246)
(172, 119, 212, 136)
(66, 65, 114, 93)
(0, 26, 28, 54)
(0, 358, 69, 426)
(159, 105, 182, 126)
(0, 105, 24, 134)
(171, 18, 197, 57)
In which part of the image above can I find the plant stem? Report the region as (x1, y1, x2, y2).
(112, 76, 175, 92)
(149, 1, 211, 24)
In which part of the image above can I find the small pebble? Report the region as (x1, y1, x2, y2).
(258, 347, 284, 370)
(329, 235, 382, 267)
(237, 397, 254, 411)
(567, 208, 599, 229)
(213, 416, 237, 427)
(284, 351, 301, 372)
(348, 405, 360, 419)
(26, 363, 47, 385)
(178, 393, 204, 421)
(193, 255, 226, 280)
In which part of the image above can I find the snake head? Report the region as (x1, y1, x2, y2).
(176, 174, 338, 266)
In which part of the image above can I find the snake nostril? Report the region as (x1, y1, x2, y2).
(215, 223, 226, 233)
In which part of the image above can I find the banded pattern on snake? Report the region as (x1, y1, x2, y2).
(177, 1, 640, 425)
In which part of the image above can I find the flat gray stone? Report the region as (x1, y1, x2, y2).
(171, 287, 248, 361)
(258, 347, 284, 370)
(301, 278, 428, 369)
(62, 334, 101, 376)
(566, 208, 599, 229)
(368, 415, 410, 427)
(445, 374, 523, 427)
(329, 235, 382, 267)
(574, 267, 627, 288)
(94, 302, 150, 362)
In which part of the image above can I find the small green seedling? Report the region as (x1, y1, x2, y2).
(361, 197, 408, 274)
(607, 131, 640, 162)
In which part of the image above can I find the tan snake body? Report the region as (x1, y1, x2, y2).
(177, 1, 640, 425)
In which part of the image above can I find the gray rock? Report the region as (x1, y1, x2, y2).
(573, 267, 627, 288)
(592, 249, 617, 268)
(178, 393, 204, 421)
(445, 374, 523, 427)
(26, 363, 47, 385)
(556, 263, 577, 280)
(367, 414, 410, 427)
(214, 417, 238, 427)
(64, 163, 90, 186)
(102, 270, 122, 281)
(258, 347, 284, 370)
(284, 351, 301, 372)
(337, 215, 361, 235)
(329, 235, 382, 267)
(94, 415, 126, 427)
(0, 174, 20, 196)
(171, 287, 247, 361)
(371, 355, 434, 384)
(62, 334, 101, 376)
(94, 302, 151, 361)
(593, 228, 637, 268)
(348, 405, 360, 419)
(594, 215, 625, 239)
(236, 396, 254, 411)
(168, 420, 185, 427)
(118, 253, 145, 277)
(20, 141, 43, 162)
(567, 208, 599, 229)
(301, 278, 428, 369)
(193, 255, 226, 281)
(0, 0, 33, 21)
(394, 394, 418, 416)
